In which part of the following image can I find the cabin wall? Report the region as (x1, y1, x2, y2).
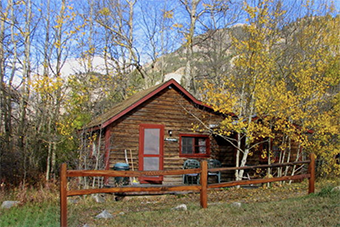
(103, 87, 233, 185)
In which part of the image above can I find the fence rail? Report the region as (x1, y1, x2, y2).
(60, 153, 315, 227)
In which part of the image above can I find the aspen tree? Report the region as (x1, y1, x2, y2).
(202, 0, 339, 179)
(138, 0, 176, 85)
(94, 0, 143, 100)
(17, 0, 33, 184)
(176, 0, 241, 94)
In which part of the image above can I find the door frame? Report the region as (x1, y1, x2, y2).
(138, 124, 164, 184)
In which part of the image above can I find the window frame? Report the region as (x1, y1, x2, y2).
(179, 134, 210, 158)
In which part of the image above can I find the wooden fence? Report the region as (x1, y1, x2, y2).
(60, 153, 315, 227)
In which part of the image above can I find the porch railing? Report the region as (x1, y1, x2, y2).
(60, 153, 315, 227)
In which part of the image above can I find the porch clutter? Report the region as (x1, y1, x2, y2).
(113, 163, 130, 186)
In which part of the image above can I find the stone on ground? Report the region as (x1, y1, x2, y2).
(172, 204, 187, 211)
(1, 201, 20, 209)
(231, 202, 242, 208)
(92, 194, 105, 203)
(95, 210, 114, 219)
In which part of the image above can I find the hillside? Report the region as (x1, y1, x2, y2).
(143, 24, 246, 87)
(142, 15, 339, 97)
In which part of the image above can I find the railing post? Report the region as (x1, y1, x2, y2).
(200, 160, 208, 208)
(60, 163, 68, 227)
(308, 153, 315, 194)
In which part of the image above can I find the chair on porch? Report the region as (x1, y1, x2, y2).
(207, 159, 222, 183)
(183, 159, 200, 184)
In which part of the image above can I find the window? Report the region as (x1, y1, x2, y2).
(180, 134, 210, 157)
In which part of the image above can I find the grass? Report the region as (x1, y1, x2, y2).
(0, 202, 59, 227)
(0, 179, 339, 227)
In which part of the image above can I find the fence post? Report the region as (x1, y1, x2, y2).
(308, 153, 315, 194)
(60, 163, 68, 227)
(200, 160, 208, 208)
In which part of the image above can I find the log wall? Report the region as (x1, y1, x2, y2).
(104, 86, 233, 185)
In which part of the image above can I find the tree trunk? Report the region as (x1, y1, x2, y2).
(235, 133, 241, 181)
(0, 1, 6, 180)
(267, 137, 272, 188)
(18, 0, 32, 183)
(183, 0, 200, 94)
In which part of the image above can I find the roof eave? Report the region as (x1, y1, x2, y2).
(101, 79, 214, 128)
(85, 79, 214, 131)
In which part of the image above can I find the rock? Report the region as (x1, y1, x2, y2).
(92, 194, 105, 203)
(331, 186, 340, 192)
(95, 210, 114, 219)
(172, 204, 187, 211)
(1, 201, 20, 209)
(231, 202, 242, 208)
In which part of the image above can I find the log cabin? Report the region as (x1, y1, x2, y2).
(80, 79, 303, 185)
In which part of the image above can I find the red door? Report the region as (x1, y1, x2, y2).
(139, 124, 164, 184)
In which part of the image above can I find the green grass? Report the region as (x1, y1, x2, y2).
(0, 203, 59, 227)
(0, 201, 83, 227)
(0, 179, 339, 227)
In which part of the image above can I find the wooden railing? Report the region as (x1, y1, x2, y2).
(60, 153, 315, 227)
